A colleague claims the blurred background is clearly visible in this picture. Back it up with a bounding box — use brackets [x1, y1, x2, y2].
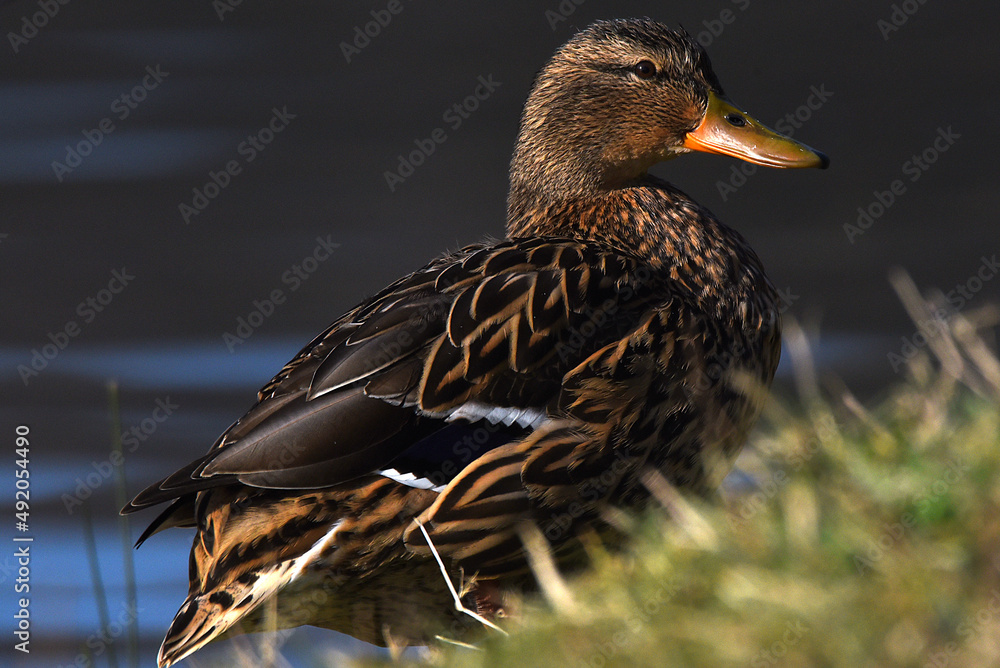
[1, 1, 997, 665]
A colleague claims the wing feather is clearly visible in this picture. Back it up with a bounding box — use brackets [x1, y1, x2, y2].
[125, 238, 662, 520]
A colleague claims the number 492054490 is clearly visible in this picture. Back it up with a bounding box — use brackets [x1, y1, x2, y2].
[15, 425, 29, 529]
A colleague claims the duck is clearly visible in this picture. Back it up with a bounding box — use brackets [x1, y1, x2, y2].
[124, 18, 827, 666]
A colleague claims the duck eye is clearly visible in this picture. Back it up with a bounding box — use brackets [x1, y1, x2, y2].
[725, 113, 747, 127]
[633, 60, 656, 79]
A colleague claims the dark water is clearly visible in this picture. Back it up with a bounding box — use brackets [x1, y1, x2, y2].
[2, 1, 998, 665]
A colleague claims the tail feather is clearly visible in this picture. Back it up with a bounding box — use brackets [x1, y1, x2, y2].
[158, 560, 299, 667]
[153, 479, 437, 664]
[135, 496, 195, 548]
[159, 513, 344, 666]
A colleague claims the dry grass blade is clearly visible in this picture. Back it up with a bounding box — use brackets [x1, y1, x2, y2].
[640, 468, 718, 551]
[432, 635, 483, 651]
[782, 318, 822, 408]
[888, 268, 986, 395]
[949, 305, 1000, 397]
[517, 521, 576, 614]
[414, 520, 508, 636]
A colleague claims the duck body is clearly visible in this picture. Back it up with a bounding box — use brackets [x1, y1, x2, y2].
[126, 19, 824, 666]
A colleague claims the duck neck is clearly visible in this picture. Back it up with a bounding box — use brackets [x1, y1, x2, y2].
[507, 175, 734, 265]
[506, 175, 778, 319]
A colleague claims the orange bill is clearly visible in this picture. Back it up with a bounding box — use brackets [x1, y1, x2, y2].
[684, 91, 829, 169]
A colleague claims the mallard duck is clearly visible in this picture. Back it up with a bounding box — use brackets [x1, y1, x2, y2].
[124, 18, 826, 666]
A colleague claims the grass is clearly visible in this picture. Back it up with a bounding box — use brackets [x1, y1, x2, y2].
[347, 273, 1000, 668]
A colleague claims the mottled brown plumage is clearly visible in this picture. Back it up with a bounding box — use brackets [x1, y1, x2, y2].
[124, 18, 826, 666]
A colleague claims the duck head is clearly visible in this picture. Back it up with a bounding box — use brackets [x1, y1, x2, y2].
[508, 18, 827, 224]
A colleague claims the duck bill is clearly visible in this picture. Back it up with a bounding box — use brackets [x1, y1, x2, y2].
[683, 92, 829, 169]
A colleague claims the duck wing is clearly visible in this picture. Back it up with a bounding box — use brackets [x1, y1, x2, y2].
[124, 237, 661, 516]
